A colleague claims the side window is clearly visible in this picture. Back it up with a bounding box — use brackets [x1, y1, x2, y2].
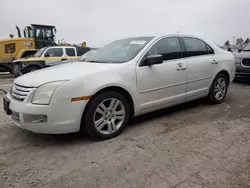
[66, 48, 76, 56]
[44, 48, 63, 57]
[183, 37, 212, 57]
[36, 29, 45, 39]
[148, 37, 182, 61]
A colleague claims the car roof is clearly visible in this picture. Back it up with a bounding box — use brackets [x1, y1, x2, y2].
[122, 34, 207, 41]
[154, 34, 204, 39]
[47, 46, 75, 48]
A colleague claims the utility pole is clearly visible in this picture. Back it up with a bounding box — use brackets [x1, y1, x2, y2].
[233, 36, 236, 46]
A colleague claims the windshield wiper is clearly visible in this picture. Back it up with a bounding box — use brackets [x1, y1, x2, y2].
[86, 60, 107, 63]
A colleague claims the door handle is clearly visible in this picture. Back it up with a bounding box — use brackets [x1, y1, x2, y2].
[212, 60, 218, 64]
[61, 58, 67, 61]
[177, 66, 187, 71]
[176, 63, 186, 71]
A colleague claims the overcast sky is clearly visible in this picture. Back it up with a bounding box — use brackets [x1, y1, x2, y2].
[1, 0, 249, 47]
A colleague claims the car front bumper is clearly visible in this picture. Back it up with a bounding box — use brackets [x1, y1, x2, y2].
[4, 92, 88, 134]
[235, 72, 250, 80]
[235, 64, 250, 81]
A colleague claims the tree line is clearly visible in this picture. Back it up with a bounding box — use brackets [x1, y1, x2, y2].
[224, 38, 249, 46]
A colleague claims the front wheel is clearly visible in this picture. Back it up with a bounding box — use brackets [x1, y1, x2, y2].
[83, 91, 130, 140]
[25, 66, 40, 73]
[208, 73, 229, 104]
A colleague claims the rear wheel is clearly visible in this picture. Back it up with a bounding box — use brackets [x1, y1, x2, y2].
[83, 91, 130, 140]
[208, 73, 229, 104]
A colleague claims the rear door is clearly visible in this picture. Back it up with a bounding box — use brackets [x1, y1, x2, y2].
[182, 37, 216, 98]
[65, 47, 78, 60]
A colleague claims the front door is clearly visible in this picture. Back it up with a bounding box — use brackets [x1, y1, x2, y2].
[182, 37, 215, 98]
[136, 37, 188, 111]
[43, 48, 65, 66]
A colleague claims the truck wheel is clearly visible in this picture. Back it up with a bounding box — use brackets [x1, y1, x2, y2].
[25, 66, 40, 73]
[83, 91, 130, 140]
[208, 73, 229, 104]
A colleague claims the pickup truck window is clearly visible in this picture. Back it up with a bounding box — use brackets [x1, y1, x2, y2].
[34, 48, 46, 57]
[44, 48, 63, 57]
[66, 48, 76, 56]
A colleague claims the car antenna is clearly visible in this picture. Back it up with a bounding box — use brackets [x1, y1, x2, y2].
[177, 25, 183, 34]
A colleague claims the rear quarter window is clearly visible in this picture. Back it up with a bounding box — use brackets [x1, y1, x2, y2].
[66, 48, 76, 56]
[183, 37, 213, 57]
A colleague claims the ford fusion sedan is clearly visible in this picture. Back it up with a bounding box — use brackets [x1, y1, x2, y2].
[3, 34, 235, 140]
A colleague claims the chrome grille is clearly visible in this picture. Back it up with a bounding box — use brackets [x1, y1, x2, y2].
[10, 83, 34, 101]
[241, 59, 250, 67]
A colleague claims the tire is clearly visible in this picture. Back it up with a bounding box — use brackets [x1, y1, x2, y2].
[25, 66, 40, 73]
[208, 73, 229, 104]
[82, 91, 130, 140]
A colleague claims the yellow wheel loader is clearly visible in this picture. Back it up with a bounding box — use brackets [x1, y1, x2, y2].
[0, 24, 57, 73]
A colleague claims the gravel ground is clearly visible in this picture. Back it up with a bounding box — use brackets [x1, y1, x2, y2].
[0, 73, 250, 188]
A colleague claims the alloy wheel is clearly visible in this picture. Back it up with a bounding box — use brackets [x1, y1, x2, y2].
[214, 77, 227, 101]
[94, 98, 125, 135]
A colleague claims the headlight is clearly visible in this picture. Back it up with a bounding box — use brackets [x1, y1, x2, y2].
[32, 81, 67, 105]
[235, 58, 242, 64]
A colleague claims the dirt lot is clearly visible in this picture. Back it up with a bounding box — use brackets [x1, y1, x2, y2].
[0, 73, 249, 188]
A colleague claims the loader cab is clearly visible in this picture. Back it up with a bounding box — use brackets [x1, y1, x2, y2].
[31, 24, 56, 49]
[20, 24, 56, 49]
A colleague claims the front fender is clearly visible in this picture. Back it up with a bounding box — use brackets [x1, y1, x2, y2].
[54, 68, 138, 115]
[22, 61, 46, 72]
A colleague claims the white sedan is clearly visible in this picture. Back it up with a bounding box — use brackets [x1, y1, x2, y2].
[3, 34, 235, 140]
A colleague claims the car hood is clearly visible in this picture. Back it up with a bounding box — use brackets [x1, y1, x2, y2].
[234, 51, 250, 59]
[14, 62, 119, 87]
[49, 59, 78, 66]
[14, 57, 44, 62]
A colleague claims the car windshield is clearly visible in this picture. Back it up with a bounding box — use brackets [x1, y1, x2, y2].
[33, 47, 47, 57]
[85, 37, 154, 63]
[79, 50, 97, 61]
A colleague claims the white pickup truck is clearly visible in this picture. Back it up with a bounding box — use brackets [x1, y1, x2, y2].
[13, 45, 91, 76]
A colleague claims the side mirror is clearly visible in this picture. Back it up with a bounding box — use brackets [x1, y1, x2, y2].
[44, 53, 49, 57]
[142, 54, 163, 66]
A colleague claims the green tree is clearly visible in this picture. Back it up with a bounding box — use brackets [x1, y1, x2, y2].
[244, 38, 250, 44]
[224, 41, 230, 46]
[236, 38, 244, 45]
